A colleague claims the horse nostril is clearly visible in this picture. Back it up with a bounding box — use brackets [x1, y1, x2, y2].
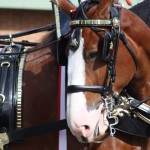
[81, 136, 88, 143]
[84, 125, 90, 130]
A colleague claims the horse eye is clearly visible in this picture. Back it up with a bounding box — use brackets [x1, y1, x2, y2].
[86, 51, 97, 60]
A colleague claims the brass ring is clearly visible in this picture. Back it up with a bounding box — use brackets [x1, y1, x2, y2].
[1, 62, 10, 67]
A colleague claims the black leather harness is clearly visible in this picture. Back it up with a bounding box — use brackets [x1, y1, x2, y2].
[0, 26, 66, 150]
[0, 44, 24, 132]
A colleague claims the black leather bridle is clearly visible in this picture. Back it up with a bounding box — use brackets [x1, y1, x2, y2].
[67, 0, 137, 98]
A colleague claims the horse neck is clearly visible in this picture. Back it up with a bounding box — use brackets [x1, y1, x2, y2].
[121, 8, 150, 101]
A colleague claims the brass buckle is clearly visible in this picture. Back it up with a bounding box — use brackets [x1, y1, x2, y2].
[0, 133, 9, 150]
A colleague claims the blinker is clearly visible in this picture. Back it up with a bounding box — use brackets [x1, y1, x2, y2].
[57, 36, 69, 66]
[101, 31, 112, 61]
[70, 27, 81, 51]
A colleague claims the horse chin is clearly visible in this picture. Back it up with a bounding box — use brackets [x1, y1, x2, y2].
[76, 113, 109, 143]
[92, 120, 109, 143]
[77, 128, 108, 143]
[67, 102, 109, 143]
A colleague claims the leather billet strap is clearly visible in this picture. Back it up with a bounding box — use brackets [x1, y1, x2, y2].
[0, 24, 55, 39]
[0, 119, 67, 150]
[119, 32, 138, 70]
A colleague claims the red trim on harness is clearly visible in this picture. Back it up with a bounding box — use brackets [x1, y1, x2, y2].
[126, 0, 132, 5]
[57, 66, 61, 150]
[70, 8, 77, 13]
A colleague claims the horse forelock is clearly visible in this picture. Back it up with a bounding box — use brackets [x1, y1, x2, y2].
[83, 0, 111, 19]
[36, 30, 57, 52]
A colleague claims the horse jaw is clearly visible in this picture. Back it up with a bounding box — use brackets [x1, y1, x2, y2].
[67, 32, 109, 143]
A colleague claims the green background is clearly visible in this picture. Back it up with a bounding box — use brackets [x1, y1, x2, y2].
[0, 0, 143, 10]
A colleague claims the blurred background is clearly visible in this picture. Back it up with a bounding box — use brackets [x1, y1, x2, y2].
[0, 0, 143, 43]
[0, 0, 54, 42]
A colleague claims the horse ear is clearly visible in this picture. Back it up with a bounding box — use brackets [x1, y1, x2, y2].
[96, 0, 113, 18]
[58, 0, 76, 16]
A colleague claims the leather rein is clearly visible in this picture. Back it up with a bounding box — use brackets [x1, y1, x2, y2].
[0, 24, 59, 55]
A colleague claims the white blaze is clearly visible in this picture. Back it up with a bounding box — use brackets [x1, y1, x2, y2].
[67, 38, 86, 120]
[67, 37, 85, 86]
[67, 36, 87, 131]
[67, 32, 109, 142]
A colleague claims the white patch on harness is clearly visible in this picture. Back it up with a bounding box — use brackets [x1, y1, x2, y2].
[59, 66, 67, 150]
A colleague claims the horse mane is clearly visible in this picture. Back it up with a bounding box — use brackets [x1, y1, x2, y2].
[130, 0, 150, 27]
[35, 30, 57, 53]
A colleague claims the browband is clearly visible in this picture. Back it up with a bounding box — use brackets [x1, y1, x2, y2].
[70, 17, 120, 28]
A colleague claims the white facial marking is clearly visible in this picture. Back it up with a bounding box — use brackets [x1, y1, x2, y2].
[67, 37, 85, 86]
[67, 31, 109, 142]
[67, 35, 87, 130]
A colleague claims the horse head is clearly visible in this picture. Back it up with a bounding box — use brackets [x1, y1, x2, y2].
[59, 0, 150, 143]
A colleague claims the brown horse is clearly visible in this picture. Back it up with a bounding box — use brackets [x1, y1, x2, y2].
[2, 0, 149, 150]
[58, 0, 150, 149]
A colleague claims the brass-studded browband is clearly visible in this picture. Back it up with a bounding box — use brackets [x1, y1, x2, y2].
[70, 17, 120, 29]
